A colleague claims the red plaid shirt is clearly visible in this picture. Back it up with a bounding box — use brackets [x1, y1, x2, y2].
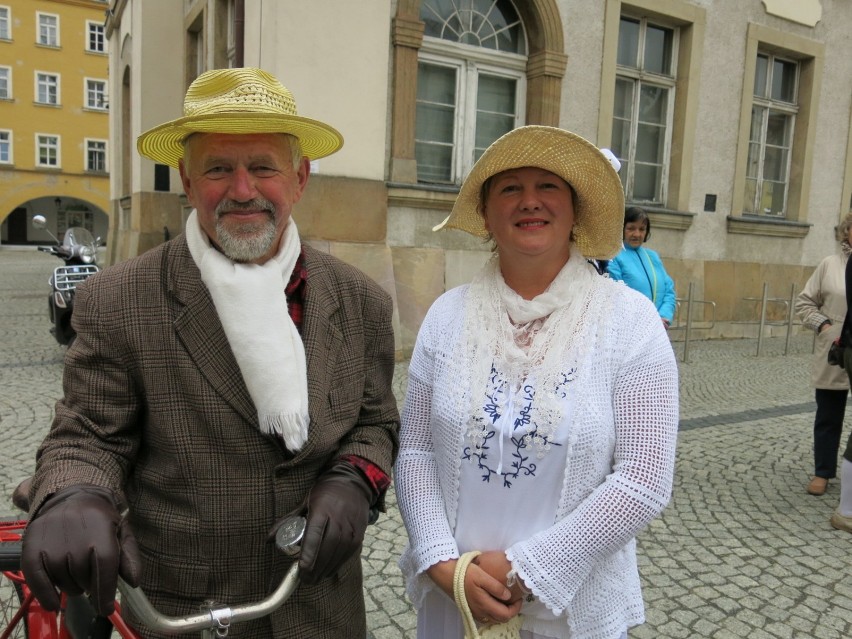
[285, 249, 391, 497]
[285, 249, 308, 329]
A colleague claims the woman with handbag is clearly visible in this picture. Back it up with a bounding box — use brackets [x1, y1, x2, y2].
[794, 212, 852, 496]
[395, 126, 679, 639]
[831, 255, 852, 533]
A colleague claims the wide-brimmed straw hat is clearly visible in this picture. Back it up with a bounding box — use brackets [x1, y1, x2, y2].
[137, 67, 343, 168]
[434, 125, 625, 260]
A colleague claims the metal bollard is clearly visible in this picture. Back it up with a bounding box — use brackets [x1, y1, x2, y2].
[784, 283, 796, 355]
[682, 282, 695, 364]
[756, 282, 769, 357]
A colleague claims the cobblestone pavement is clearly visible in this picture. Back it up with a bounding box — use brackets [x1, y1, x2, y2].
[1, 248, 850, 638]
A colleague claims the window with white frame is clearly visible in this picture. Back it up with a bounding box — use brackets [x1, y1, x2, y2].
[36, 134, 60, 167]
[86, 21, 105, 53]
[0, 6, 10, 40]
[0, 130, 11, 164]
[744, 53, 798, 217]
[415, 0, 527, 185]
[86, 139, 107, 172]
[612, 16, 677, 204]
[85, 78, 107, 110]
[37, 13, 59, 47]
[35, 72, 59, 104]
[0, 66, 10, 99]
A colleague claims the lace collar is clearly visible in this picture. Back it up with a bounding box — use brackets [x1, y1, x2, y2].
[459, 247, 601, 459]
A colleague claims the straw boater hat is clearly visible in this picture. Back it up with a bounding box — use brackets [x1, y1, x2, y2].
[137, 67, 343, 168]
[434, 125, 625, 260]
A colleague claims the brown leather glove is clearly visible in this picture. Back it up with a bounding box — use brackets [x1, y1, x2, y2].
[298, 463, 375, 584]
[21, 485, 141, 616]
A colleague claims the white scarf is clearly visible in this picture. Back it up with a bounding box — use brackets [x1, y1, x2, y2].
[185, 210, 309, 451]
[460, 247, 602, 459]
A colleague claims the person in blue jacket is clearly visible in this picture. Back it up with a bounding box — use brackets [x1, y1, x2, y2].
[607, 207, 676, 328]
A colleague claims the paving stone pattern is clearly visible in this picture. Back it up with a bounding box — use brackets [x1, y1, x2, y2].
[1, 248, 849, 638]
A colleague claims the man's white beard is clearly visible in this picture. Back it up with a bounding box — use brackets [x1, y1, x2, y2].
[214, 198, 277, 263]
[216, 217, 277, 263]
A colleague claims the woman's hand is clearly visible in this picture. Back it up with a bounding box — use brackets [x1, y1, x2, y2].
[426, 557, 522, 624]
[473, 550, 529, 603]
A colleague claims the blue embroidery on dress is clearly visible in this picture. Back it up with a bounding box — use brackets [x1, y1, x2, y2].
[554, 371, 574, 398]
[463, 367, 575, 488]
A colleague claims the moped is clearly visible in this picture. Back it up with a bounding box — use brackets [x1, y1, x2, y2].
[31, 214, 101, 346]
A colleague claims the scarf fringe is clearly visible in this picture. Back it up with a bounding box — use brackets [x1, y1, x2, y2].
[260, 412, 309, 451]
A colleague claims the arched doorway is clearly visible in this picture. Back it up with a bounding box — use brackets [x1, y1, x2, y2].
[1, 196, 109, 246]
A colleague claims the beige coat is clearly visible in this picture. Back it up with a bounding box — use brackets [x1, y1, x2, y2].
[795, 251, 850, 390]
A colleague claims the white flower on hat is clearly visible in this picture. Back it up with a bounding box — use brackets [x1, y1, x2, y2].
[599, 148, 622, 173]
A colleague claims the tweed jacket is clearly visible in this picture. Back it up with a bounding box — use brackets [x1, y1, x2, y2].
[29, 236, 400, 638]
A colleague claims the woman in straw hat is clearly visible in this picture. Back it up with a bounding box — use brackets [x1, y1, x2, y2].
[395, 126, 679, 639]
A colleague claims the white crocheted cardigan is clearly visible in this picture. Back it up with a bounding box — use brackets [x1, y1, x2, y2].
[395, 276, 679, 639]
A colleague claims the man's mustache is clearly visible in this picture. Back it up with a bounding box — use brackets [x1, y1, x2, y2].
[215, 198, 276, 218]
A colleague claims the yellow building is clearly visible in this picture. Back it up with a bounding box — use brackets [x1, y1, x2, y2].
[0, 0, 110, 246]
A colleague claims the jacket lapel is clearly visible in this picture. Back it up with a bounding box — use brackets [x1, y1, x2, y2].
[167, 236, 258, 426]
[165, 239, 342, 441]
[301, 245, 342, 428]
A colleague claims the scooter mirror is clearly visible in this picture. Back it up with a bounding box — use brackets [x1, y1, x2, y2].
[32, 215, 47, 230]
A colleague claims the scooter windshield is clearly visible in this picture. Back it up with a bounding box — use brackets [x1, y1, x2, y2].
[63, 227, 96, 248]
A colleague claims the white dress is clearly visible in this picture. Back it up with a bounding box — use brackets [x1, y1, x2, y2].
[395, 257, 679, 639]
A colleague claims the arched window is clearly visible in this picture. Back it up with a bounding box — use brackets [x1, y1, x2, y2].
[415, 0, 528, 184]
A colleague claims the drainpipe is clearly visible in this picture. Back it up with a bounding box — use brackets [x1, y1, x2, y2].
[235, 0, 245, 67]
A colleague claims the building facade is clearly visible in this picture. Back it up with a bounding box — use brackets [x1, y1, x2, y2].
[0, 0, 110, 246]
[105, 0, 852, 356]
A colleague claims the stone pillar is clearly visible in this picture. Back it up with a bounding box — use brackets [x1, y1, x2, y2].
[389, 14, 425, 183]
[526, 49, 568, 126]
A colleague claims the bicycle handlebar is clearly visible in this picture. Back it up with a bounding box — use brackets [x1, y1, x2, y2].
[116, 562, 299, 634]
[114, 515, 305, 636]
